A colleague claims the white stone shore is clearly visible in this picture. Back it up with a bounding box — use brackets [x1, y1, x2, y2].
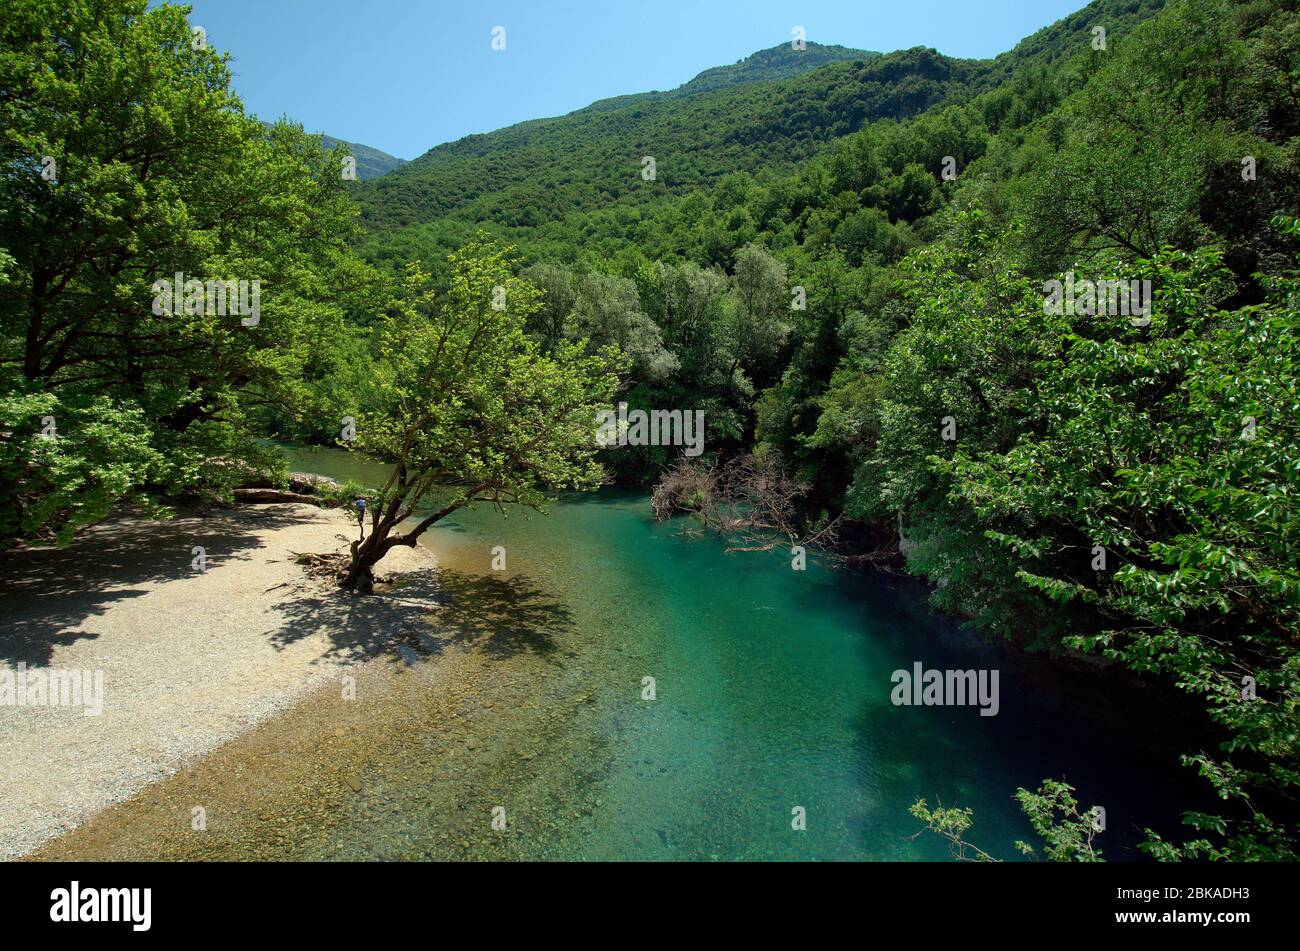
[0, 503, 434, 859]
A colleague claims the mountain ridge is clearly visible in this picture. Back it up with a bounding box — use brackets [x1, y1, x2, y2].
[319, 134, 407, 180]
[359, 45, 977, 233]
[259, 120, 407, 180]
[354, 0, 1170, 261]
[572, 41, 879, 116]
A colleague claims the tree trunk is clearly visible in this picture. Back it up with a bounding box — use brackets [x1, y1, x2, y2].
[341, 532, 390, 594]
[339, 491, 479, 593]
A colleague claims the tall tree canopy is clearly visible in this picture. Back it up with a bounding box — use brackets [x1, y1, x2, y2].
[340, 238, 619, 591]
[0, 0, 373, 542]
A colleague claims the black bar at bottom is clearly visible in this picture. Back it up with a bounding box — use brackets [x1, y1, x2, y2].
[0, 860, 1281, 937]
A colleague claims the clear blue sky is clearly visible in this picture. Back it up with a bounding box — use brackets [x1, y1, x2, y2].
[173, 0, 1089, 160]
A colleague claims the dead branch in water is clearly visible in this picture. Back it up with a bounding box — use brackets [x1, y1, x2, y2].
[652, 454, 847, 558]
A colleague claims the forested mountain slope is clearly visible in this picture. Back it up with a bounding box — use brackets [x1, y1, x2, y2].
[357, 46, 972, 237]
[354, 0, 1168, 268]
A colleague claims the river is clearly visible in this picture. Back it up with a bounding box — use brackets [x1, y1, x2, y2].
[263, 443, 1206, 861]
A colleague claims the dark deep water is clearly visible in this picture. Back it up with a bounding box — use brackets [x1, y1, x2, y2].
[278, 443, 1208, 860]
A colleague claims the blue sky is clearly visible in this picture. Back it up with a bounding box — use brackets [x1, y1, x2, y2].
[174, 0, 1089, 160]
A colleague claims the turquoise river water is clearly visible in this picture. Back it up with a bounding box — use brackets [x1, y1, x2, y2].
[264, 444, 1211, 861]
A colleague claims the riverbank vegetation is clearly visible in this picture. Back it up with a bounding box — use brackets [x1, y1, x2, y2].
[1, 0, 373, 543]
[2, 0, 1296, 859]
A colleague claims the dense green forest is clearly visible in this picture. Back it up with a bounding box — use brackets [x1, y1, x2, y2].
[2, 0, 1297, 859]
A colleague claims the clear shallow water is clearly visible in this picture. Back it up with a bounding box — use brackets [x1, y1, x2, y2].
[279, 444, 1207, 861]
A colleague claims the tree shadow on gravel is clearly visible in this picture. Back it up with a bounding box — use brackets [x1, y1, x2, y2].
[0, 505, 309, 667]
[267, 567, 575, 665]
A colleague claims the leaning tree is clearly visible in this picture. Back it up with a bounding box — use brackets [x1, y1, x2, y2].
[340, 238, 619, 592]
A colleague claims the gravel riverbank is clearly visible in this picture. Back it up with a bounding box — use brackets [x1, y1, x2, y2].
[0, 502, 436, 859]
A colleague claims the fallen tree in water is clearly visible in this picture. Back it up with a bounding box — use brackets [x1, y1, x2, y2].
[233, 487, 320, 505]
[651, 453, 901, 567]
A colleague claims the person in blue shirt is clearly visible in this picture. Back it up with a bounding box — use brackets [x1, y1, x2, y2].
[354, 497, 367, 540]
